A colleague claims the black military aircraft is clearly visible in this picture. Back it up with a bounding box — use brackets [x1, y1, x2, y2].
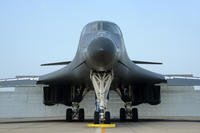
[1, 21, 200, 124]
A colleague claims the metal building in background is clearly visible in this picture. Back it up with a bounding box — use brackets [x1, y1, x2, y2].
[0, 76, 200, 119]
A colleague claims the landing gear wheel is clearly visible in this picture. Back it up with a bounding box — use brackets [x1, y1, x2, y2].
[66, 108, 73, 122]
[132, 108, 138, 122]
[120, 108, 126, 121]
[105, 111, 111, 124]
[94, 111, 100, 124]
[78, 108, 85, 122]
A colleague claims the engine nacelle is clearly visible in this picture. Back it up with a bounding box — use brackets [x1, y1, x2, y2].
[43, 85, 85, 106]
[119, 84, 161, 106]
[132, 84, 161, 106]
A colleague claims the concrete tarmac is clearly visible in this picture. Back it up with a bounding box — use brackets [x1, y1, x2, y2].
[0, 119, 200, 133]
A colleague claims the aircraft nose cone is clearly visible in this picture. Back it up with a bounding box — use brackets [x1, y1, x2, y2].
[86, 37, 117, 71]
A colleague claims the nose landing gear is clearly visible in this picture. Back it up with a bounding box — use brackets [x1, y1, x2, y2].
[90, 70, 114, 124]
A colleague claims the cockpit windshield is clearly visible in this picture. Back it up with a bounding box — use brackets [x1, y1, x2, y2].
[82, 21, 122, 35]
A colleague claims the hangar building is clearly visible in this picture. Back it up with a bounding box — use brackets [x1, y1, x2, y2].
[0, 76, 200, 119]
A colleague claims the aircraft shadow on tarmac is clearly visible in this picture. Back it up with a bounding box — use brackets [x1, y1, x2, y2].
[0, 118, 200, 124]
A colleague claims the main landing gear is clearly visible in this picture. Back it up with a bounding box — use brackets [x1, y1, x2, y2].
[90, 70, 113, 124]
[120, 103, 138, 122]
[66, 102, 85, 122]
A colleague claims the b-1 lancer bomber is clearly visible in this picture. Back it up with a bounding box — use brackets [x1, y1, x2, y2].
[1, 21, 200, 124]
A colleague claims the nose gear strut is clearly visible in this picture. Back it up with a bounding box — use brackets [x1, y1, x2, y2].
[90, 70, 113, 123]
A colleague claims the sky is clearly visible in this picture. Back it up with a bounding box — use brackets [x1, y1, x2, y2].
[0, 0, 199, 79]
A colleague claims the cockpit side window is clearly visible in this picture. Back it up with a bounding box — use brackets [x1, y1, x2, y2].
[82, 23, 102, 34]
[91, 22, 102, 31]
[102, 23, 121, 34]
